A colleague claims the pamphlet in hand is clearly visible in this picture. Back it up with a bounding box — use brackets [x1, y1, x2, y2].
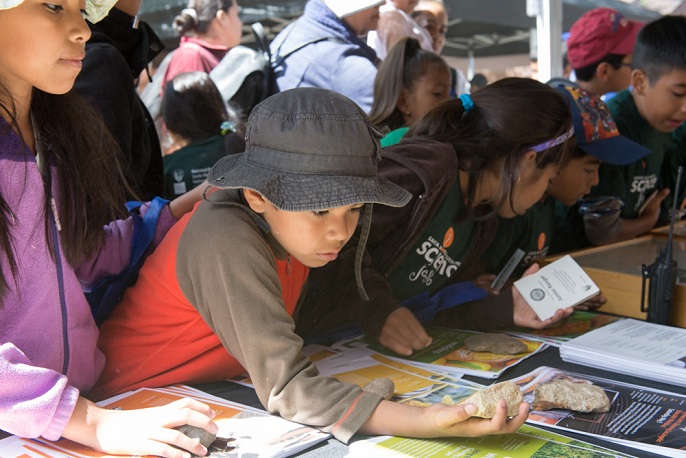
[0, 385, 329, 458]
[509, 366, 686, 458]
[514, 255, 600, 321]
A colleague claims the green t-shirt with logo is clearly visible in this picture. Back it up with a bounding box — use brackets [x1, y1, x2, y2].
[600, 90, 672, 218]
[163, 135, 226, 199]
[482, 198, 555, 278]
[386, 177, 473, 301]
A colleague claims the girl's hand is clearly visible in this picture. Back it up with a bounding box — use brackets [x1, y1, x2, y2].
[380, 307, 433, 356]
[512, 264, 573, 329]
[62, 397, 218, 458]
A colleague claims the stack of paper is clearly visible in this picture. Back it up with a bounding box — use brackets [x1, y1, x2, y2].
[560, 318, 686, 388]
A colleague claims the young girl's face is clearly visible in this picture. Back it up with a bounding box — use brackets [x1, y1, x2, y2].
[253, 198, 364, 268]
[500, 160, 559, 218]
[0, 0, 90, 99]
[400, 62, 451, 126]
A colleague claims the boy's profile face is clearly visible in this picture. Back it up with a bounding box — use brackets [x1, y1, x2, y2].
[548, 154, 601, 206]
[633, 68, 686, 133]
[244, 189, 364, 268]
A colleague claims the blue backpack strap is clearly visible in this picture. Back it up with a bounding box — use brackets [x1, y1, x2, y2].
[400, 281, 488, 325]
[126, 196, 167, 267]
[88, 196, 169, 326]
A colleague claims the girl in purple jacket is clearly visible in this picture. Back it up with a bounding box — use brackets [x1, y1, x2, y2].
[0, 0, 216, 455]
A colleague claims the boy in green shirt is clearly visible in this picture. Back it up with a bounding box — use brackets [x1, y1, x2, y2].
[595, 15, 686, 240]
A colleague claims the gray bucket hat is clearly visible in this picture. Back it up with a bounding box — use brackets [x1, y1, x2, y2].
[207, 87, 411, 211]
[208, 87, 411, 301]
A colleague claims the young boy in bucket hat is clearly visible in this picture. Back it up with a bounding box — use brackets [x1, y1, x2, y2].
[483, 85, 651, 276]
[95, 87, 529, 442]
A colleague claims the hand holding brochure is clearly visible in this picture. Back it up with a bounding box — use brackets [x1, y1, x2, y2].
[514, 255, 600, 321]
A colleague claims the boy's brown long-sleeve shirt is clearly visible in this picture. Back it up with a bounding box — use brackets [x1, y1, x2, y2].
[96, 190, 384, 442]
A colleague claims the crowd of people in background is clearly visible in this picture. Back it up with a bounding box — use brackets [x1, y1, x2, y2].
[2, 0, 686, 455]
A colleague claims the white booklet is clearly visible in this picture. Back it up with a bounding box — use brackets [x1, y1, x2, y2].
[514, 254, 600, 321]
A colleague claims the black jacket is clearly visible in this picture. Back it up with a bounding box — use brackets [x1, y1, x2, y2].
[73, 8, 164, 200]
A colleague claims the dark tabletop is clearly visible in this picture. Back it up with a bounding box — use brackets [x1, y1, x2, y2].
[192, 344, 682, 458]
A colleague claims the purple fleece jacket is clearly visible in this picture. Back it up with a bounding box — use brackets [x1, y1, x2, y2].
[0, 120, 175, 440]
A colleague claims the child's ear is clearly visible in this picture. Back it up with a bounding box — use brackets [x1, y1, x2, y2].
[397, 90, 411, 118]
[522, 149, 538, 167]
[243, 189, 268, 213]
[595, 62, 612, 82]
[631, 69, 648, 95]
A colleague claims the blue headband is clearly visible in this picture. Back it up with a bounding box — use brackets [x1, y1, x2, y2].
[459, 94, 474, 113]
[530, 126, 575, 153]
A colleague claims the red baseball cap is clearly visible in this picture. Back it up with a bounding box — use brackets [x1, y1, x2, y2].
[567, 7, 643, 69]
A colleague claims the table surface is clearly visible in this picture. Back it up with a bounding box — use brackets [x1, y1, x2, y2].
[192, 343, 681, 458]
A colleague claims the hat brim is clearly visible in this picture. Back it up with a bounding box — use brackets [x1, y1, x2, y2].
[208, 153, 411, 211]
[578, 134, 651, 165]
[0, 0, 116, 22]
[0, 0, 22, 10]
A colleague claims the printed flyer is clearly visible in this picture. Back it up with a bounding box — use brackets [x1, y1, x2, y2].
[502, 311, 622, 346]
[347, 424, 633, 457]
[510, 366, 686, 457]
[0, 386, 329, 458]
[363, 326, 546, 379]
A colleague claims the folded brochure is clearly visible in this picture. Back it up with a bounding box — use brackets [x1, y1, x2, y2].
[514, 255, 600, 321]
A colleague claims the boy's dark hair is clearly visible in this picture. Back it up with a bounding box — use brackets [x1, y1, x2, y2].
[574, 53, 627, 82]
[0, 89, 133, 300]
[407, 77, 572, 216]
[163, 71, 229, 144]
[633, 15, 686, 84]
[369, 37, 448, 131]
[470, 73, 488, 90]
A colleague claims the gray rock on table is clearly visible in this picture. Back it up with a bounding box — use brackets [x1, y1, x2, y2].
[532, 379, 611, 413]
[464, 333, 528, 355]
[174, 425, 217, 457]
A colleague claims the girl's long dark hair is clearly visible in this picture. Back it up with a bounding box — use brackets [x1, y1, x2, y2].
[0, 89, 133, 301]
[406, 77, 574, 279]
[407, 77, 573, 218]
